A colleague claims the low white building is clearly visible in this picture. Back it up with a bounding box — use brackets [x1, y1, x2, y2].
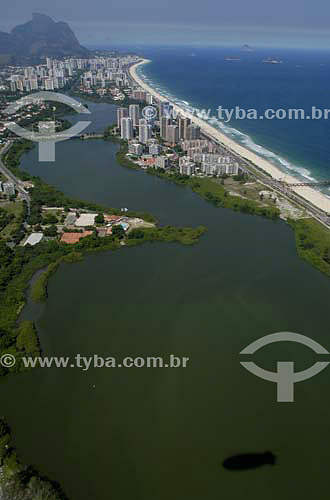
[24, 233, 44, 246]
[3, 182, 15, 196]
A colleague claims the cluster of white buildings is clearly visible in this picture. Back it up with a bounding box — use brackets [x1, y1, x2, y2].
[7, 58, 76, 92]
[5, 54, 140, 94]
[0, 181, 15, 196]
[78, 55, 141, 100]
[189, 152, 243, 176]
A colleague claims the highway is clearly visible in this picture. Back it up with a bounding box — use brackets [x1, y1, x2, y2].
[200, 129, 330, 229]
[0, 142, 31, 212]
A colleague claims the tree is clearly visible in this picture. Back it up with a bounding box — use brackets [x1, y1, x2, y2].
[43, 213, 58, 224]
[95, 213, 104, 224]
[128, 228, 144, 239]
[112, 225, 125, 239]
[44, 225, 58, 237]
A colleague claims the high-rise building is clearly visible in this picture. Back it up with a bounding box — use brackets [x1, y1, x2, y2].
[29, 78, 39, 90]
[159, 101, 172, 119]
[16, 80, 24, 92]
[121, 117, 134, 140]
[129, 104, 140, 127]
[160, 117, 170, 139]
[139, 119, 152, 144]
[185, 124, 200, 140]
[166, 125, 179, 145]
[44, 78, 54, 91]
[117, 107, 128, 129]
[179, 117, 191, 139]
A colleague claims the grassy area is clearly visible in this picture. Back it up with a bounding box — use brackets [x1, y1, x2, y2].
[223, 178, 265, 201]
[0, 201, 24, 239]
[289, 218, 330, 276]
[185, 177, 279, 218]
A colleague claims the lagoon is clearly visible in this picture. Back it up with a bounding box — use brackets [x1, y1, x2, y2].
[1, 102, 330, 499]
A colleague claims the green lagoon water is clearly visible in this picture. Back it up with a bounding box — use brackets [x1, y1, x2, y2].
[1, 104, 330, 499]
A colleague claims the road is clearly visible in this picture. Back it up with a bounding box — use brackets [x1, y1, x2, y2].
[0, 142, 31, 213]
[201, 130, 330, 229]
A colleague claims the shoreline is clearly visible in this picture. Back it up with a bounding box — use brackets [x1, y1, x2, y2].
[129, 59, 330, 214]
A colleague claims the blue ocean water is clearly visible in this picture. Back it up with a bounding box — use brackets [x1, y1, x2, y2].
[132, 45, 330, 190]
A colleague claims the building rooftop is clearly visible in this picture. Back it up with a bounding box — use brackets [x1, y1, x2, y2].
[75, 213, 96, 227]
[65, 213, 77, 225]
[104, 215, 123, 223]
[23, 233, 44, 246]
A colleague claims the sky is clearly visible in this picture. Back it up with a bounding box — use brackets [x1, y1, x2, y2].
[1, 0, 330, 48]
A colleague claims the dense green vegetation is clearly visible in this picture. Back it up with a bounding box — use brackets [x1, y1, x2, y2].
[31, 261, 62, 302]
[95, 213, 105, 224]
[0, 417, 67, 499]
[127, 225, 206, 246]
[15, 320, 40, 355]
[0, 202, 29, 243]
[0, 208, 14, 232]
[289, 218, 330, 276]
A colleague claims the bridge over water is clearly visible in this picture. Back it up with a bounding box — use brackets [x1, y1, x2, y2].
[279, 180, 330, 188]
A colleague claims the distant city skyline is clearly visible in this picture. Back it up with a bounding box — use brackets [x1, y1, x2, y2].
[2, 0, 330, 49]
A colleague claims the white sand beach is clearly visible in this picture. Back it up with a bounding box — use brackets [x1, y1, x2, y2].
[129, 59, 330, 214]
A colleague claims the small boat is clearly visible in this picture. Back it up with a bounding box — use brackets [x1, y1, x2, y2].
[223, 451, 276, 471]
[262, 57, 283, 64]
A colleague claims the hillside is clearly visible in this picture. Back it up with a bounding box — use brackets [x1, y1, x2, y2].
[0, 13, 90, 64]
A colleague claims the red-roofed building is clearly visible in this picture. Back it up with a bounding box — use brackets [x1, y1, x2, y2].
[104, 215, 123, 223]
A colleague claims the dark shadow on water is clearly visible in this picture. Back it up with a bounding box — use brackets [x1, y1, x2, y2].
[223, 452, 276, 471]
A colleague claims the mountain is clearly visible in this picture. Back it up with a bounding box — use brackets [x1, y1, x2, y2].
[241, 44, 253, 52]
[0, 13, 90, 64]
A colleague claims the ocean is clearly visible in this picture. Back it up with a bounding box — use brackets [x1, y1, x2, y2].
[130, 45, 330, 191]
